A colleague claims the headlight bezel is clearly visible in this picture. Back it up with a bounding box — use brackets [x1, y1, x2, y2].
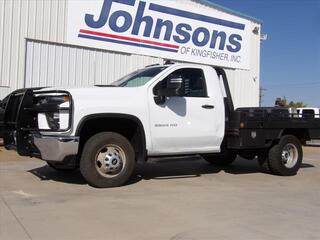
[33, 90, 73, 132]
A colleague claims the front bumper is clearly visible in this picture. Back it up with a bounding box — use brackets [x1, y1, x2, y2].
[33, 135, 79, 162]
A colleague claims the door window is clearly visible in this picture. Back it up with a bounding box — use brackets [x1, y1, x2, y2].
[154, 68, 207, 97]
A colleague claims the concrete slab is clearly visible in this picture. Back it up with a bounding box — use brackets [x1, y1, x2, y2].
[0, 147, 320, 240]
[0, 198, 31, 240]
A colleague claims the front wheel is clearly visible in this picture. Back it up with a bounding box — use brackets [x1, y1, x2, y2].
[80, 132, 136, 188]
[268, 135, 302, 176]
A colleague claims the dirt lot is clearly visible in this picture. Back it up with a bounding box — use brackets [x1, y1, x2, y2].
[0, 147, 319, 240]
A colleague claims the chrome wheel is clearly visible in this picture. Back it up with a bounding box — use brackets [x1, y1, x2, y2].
[281, 143, 298, 168]
[95, 145, 126, 178]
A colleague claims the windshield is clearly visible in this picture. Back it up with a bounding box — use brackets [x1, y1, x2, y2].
[111, 66, 167, 87]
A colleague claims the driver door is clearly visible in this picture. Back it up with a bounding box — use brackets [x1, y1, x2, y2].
[147, 66, 224, 155]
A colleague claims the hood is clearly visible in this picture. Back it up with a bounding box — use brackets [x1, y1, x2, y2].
[36, 86, 145, 100]
[33, 86, 148, 116]
[66, 86, 145, 100]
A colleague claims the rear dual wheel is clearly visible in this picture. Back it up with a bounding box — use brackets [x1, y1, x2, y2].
[259, 135, 302, 176]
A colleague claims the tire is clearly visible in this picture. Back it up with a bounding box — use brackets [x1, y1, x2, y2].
[80, 132, 135, 188]
[267, 135, 302, 176]
[46, 161, 77, 171]
[202, 152, 237, 166]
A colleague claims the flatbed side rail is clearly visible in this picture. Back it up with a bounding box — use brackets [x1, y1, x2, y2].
[236, 108, 320, 128]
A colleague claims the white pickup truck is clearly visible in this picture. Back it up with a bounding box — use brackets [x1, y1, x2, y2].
[1, 63, 320, 187]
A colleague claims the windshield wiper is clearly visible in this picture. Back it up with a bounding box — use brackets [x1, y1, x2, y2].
[94, 85, 117, 87]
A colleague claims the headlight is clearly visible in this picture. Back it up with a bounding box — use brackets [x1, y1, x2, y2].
[36, 95, 70, 105]
[35, 93, 71, 131]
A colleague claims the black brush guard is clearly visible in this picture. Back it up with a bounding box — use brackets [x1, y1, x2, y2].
[2, 88, 72, 157]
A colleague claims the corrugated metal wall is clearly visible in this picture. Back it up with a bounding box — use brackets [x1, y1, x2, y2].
[226, 20, 261, 108]
[25, 40, 161, 88]
[0, 0, 67, 97]
[0, 0, 161, 97]
[0, 0, 261, 108]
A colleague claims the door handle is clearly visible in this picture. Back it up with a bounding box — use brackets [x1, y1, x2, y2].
[202, 104, 215, 109]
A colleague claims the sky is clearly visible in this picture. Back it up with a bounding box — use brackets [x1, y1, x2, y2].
[210, 0, 320, 107]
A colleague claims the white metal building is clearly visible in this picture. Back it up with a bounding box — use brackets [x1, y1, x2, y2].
[0, 0, 262, 108]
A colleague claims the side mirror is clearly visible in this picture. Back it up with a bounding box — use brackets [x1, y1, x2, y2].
[158, 75, 185, 97]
